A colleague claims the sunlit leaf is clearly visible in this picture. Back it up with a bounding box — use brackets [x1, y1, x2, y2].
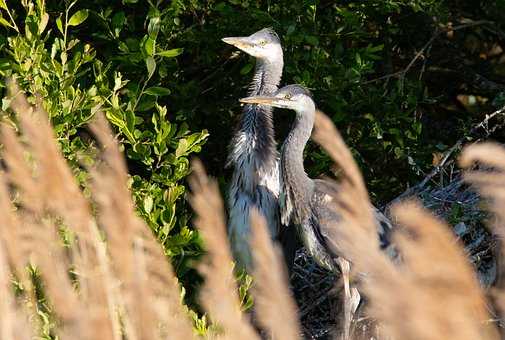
[68, 9, 89, 26]
[145, 56, 156, 79]
[145, 86, 171, 96]
[175, 138, 188, 158]
[38, 12, 49, 34]
[141, 35, 155, 56]
[0, 15, 12, 29]
[144, 196, 154, 214]
[157, 48, 183, 58]
[148, 17, 160, 38]
[112, 11, 126, 37]
[56, 15, 63, 34]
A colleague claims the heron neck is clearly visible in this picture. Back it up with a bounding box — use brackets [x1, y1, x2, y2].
[250, 57, 283, 96]
[281, 107, 315, 209]
[231, 55, 283, 172]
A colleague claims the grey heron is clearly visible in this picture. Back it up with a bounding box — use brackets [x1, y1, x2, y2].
[222, 28, 286, 271]
[240, 84, 394, 339]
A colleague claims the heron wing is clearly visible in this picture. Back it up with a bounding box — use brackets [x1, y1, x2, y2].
[311, 180, 345, 260]
[312, 179, 398, 259]
[279, 174, 295, 226]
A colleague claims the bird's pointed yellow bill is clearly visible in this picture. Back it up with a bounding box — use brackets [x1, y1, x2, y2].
[239, 96, 278, 105]
[221, 37, 251, 50]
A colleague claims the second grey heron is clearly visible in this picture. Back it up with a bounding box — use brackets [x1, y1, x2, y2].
[240, 84, 394, 339]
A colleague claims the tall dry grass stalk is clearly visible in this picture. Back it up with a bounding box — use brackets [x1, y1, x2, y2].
[88, 112, 195, 340]
[460, 142, 505, 318]
[0, 234, 32, 340]
[388, 202, 497, 340]
[249, 209, 300, 340]
[5, 82, 102, 339]
[188, 159, 260, 340]
[0, 81, 194, 340]
[188, 160, 303, 340]
[311, 111, 380, 262]
[312, 110, 499, 340]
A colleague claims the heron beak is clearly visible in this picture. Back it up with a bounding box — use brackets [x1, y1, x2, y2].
[222, 37, 253, 50]
[239, 96, 287, 108]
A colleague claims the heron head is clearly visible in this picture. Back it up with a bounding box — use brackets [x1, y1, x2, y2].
[240, 84, 314, 112]
[222, 28, 282, 61]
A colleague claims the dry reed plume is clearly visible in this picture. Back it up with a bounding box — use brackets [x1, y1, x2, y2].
[188, 160, 300, 339]
[0, 82, 504, 340]
[460, 142, 505, 323]
[188, 159, 260, 340]
[0, 81, 194, 339]
[311, 111, 499, 340]
[249, 209, 301, 340]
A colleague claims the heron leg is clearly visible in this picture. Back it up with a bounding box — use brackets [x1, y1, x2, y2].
[337, 258, 359, 340]
[350, 287, 361, 316]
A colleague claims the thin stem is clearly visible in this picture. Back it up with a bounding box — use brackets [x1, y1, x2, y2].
[363, 20, 493, 85]
[5, 6, 20, 33]
[132, 76, 150, 113]
[390, 105, 505, 204]
[63, 6, 69, 49]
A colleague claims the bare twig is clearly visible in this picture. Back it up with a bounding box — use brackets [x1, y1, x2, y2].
[390, 105, 505, 204]
[363, 20, 493, 85]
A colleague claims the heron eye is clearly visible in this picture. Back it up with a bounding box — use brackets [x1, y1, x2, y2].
[259, 40, 267, 46]
[284, 94, 292, 99]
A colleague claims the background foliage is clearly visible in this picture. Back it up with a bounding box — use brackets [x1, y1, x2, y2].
[2, 0, 505, 330]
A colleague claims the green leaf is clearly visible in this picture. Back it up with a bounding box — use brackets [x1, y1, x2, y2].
[175, 138, 188, 158]
[142, 36, 155, 56]
[2, 98, 11, 111]
[148, 17, 160, 38]
[105, 110, 126, 131]
[56, 15, 64, 34]
[157, 48, 183, 58]
[60, 51, 67, 65]
[144, 196, 153, 214]
[355, 52, 362, 65]
[68, 9, 89, 26]
[240, 62, 254, 75]
[0, 15, 12, 29]
[0, 58, 10, 72]
[145, 56, 156, 79]
[125, 109, 136, 134]
[24, 15, 38, 38]
[112, 11, 126, 37]
[144, 86, 171, 96]
[0, 0, 7, 10]
[39, 13, 49, 34]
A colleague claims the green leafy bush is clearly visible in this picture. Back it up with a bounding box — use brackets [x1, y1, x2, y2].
[0, 0, 208, 307]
